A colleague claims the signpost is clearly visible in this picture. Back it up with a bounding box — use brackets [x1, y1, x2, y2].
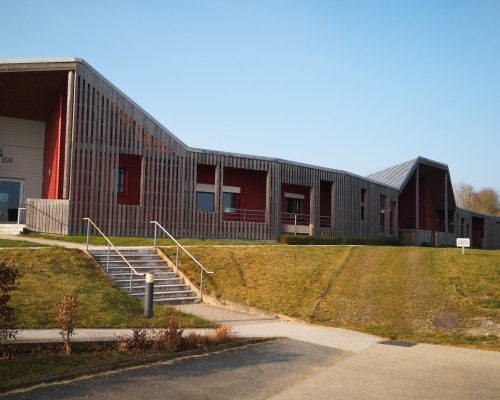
[456, 238, 470, 255]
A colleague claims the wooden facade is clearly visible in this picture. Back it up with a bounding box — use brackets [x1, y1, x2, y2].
[1, 58, 499, 248]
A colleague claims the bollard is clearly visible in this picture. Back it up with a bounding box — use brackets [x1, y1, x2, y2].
[144, 273, 154, 318]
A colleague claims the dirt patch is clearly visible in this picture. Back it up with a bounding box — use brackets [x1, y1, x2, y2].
[466, 317, 500, 337]
[433, 312, 460, 329]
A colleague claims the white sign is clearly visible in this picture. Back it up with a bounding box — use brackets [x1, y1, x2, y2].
[457, 238, 470, 248]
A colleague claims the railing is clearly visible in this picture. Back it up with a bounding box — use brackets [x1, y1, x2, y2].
[83, 218, 143, 293]
[319, 215, 332, 228]
[223, 208, 267, 223]
[281, 212, 311, 235]
[17, 207, 26, 225]
[150, 220, 214, 301]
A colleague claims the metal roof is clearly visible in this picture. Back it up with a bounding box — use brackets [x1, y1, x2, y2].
[367, 156, 450, 191]
[367, 159, 418, 190]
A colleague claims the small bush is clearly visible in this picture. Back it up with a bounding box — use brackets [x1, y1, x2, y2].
[56, 293, 78, 355]
[211, 325, 234, 345]
[117, 328, 149, 352]
[182, 331, 209, 351]
[0, 261, 20, 358]
[279, 236, 343, 245]
[345, 237, 404, 246]
[420, 241, 434, 247]
[152, 312, 184, 353]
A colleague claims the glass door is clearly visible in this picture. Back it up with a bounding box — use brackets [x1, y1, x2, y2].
[0, 179, 23, 223]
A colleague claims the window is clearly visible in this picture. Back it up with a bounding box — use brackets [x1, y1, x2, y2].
[360, 188, 367, 221]
[196, 192, 214, 212]
[389, 201, 396, 234]
[285, 197, 304, 215]
[117, 167, 127, 194]
[223, 192, 239, 213]
[379, 195, 386, 232]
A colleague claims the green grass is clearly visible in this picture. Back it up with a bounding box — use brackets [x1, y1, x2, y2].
[0, 348, 153, 389]
[163, 245, 500, 351]
[25, 232, 269, 247]
[0, 239, 47, 248]
[0, 247, 211, 329]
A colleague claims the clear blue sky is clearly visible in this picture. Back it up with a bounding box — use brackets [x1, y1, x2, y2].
[2, 0, 499, 191]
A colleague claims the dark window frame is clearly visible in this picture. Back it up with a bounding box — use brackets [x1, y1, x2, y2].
[196, 191, 215, 213]
[117, 167, 128, 195]
[223, 192, 240, 213]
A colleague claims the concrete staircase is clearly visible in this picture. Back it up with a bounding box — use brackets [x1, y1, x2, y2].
[89, 248, 199, 304]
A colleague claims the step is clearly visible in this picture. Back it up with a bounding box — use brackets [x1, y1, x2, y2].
[130, 290, 196, 298]
[0, 224, 25, 235]
[88, 248, 199, 304]
[154, 296, 199, 305]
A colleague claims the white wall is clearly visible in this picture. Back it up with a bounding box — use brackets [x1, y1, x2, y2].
[0, 116, 45, 201]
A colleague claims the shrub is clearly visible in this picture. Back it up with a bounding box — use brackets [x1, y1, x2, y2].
[117, 328, 149, 352]
[152, 311, 184, 353]
[211, 325, 234, 345]
[345, 237, 404, 246]
[0, 261, 20, 345]
[279, 236, 343, 245]
[56, 293, 78, 355]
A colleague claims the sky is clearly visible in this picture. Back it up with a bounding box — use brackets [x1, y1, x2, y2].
[2, 0, 499, 191]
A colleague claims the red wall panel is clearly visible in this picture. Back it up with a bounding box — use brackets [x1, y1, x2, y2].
[117, 153, 142, 205]
[223, 167, 267, 211]
[197, 164, 216, 185]
[42, 91, 66, 199]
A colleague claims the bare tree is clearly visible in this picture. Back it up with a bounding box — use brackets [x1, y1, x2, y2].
[455, 182, 476, 210]
[474, 188, 500, 215]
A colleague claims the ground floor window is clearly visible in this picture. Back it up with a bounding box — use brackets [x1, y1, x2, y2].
[380, 195, 386, 232]
[223, 192, 239, 213]
[197, 192, 215, 212]
[285, 197, 304, 215]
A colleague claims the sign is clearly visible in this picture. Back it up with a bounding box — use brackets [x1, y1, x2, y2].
[457, 238, 470, 255]
[456, 238, 470, 248]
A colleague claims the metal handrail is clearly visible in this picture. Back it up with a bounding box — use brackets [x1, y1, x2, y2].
[83, 218, 144, 293]
[17, 207, 26, 225]
[150, 220, 214, 301]
[222, 208, 267, 222]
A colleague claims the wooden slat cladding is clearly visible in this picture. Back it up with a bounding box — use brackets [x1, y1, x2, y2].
[45, 62, 405, 242]
[25, 199, 70, 235]
[70, 63, 187, 237]
[63, 63, 403, 240]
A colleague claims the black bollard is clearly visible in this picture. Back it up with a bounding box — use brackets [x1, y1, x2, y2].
[144, 273, 154, 318]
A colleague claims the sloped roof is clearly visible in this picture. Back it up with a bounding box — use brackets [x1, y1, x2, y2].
[367, 159, 418, 190]
[367, 156, 451, 191]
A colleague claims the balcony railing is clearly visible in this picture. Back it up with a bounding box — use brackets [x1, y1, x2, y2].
[223, 208, 267, 223]
[319, 215, 332, 228]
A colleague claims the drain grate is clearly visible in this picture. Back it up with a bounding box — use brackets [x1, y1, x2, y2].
[378, 339, 417, 347]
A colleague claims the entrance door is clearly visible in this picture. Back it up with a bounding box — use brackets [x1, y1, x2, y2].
[0, 179, 23, 223]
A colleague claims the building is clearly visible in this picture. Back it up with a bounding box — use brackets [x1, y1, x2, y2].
[1, 58, 499, 248]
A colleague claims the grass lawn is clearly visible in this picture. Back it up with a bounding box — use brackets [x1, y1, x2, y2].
[25, 232, 269, 247]
[0, 348, 160, 389]
[0, 247, 211, 329]
[0, 239, 47, 248]
[163, 245, 500, 351]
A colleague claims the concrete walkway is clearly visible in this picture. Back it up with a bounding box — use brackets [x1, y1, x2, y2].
[175, 303, 380, 353]
[0, 234, 153, 250]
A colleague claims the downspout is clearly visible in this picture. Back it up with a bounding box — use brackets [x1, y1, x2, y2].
[63, 70, 75, 199]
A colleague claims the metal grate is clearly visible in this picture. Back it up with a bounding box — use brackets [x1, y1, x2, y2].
[378, 339, 417, 347]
